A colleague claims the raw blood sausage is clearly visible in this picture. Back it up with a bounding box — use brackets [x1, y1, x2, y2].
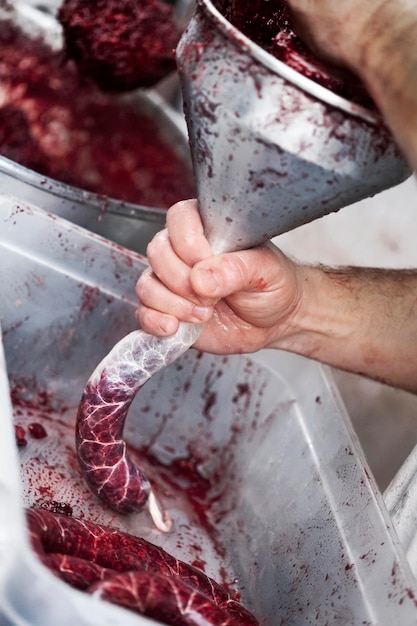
[27, 508, 259, 626]
[76, 326, 201, 531]
[91, 570, 254, 626]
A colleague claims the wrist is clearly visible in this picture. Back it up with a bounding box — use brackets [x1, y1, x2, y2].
[268, 264, 356, 356]
[267, 265, 417, 393]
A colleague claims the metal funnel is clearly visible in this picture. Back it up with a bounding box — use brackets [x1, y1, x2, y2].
[77, 0, 412, 529]
[177, 0, 411, 254]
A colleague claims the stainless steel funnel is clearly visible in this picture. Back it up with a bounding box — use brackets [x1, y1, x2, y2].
[77, 0, 412, 527]
[177, 0, 411, 254]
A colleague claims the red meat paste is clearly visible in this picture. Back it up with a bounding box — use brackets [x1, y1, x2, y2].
[58, 0, 182, 92]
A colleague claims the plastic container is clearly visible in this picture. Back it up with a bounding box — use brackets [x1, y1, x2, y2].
[1, 195, 417, 624]
[385, 445, 417, 580]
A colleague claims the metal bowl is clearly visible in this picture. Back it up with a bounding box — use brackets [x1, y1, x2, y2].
[0, 1, 195, 254]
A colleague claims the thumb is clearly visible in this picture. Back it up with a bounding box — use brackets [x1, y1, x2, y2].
[190, 245, 281, 300]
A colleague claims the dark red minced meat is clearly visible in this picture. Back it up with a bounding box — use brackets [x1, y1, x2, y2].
[58, 0, 183, 92]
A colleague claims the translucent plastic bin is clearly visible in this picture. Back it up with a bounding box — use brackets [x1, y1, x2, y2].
[386, 445, 417, 581]
[1, 196, 417, 625]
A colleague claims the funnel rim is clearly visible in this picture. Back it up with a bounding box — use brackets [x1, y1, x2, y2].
[197, 0, 380, 125]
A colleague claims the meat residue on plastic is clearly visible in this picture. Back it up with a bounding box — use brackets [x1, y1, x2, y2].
[0, 15, 196, 207]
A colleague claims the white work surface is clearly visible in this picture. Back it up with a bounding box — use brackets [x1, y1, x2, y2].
[274, 174, 417, 492]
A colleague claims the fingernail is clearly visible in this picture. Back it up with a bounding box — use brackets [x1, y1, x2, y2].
[192, 305, 211, 321]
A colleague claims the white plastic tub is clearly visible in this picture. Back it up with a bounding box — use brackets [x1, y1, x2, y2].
[385, 446, 417, 580]
[1, 196, 417, 625]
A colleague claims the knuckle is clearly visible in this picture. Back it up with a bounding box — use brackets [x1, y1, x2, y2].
[146, 229, 168, 260]
[135, 305, 147, 328]
[225, 253, 248, 282]
[138, 306, 157, 333]
[136, 269, 153, 303]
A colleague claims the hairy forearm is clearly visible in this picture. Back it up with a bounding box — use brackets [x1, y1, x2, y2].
[288, 0, 417, 170]
[349, 2, 417, 172]
[273, 265, 417, 393]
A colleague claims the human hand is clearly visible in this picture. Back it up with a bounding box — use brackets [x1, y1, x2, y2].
[286, 0, 392, 71]
[135, 199, 305, 355]
[287, 0, 417, 172]
[136, 200, 417, 392]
